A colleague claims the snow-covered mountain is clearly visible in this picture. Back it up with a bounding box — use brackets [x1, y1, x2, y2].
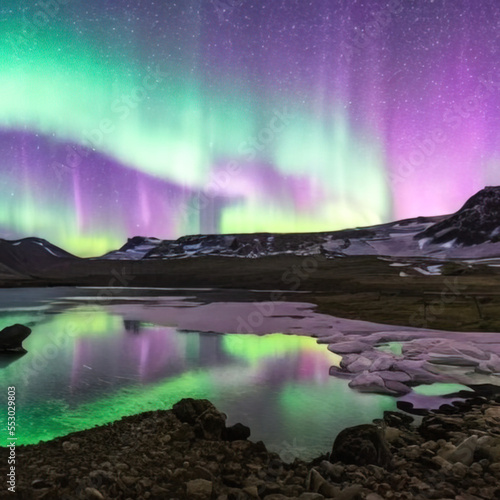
[4, 187, 500, 272]
[98, 216, 444, 260]
[97, 186, 500, 261]
[98, 236, 162, 260]
[415, 186, 500, 248]
[0, 237, 78, 276]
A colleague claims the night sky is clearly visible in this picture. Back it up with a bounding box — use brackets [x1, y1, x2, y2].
[1, 1, 499, 256]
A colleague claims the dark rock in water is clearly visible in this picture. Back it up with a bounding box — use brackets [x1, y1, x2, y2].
[396, 401, 429, 416]
[224, 422, 251, 441]
[330, 424, 392, 468]
[415, 186, 500, 246]
[438, 403, 459, 415]
[0, 324, 31, 353]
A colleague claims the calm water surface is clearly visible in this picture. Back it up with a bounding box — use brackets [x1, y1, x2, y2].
[0, 287, 398, 460]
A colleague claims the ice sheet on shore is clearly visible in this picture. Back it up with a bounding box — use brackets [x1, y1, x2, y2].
[54, 293, 500, 398]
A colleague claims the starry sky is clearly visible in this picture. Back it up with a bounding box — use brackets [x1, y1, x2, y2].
[0, 0, 499, 256]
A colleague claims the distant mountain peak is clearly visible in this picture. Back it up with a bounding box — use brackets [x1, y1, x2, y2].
[415, 186, 500, 247]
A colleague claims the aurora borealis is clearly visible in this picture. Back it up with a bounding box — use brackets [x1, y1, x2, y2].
[1, 1, 500, 256]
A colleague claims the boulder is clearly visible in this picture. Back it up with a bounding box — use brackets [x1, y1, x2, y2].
[306, 468, 339, 497]
[0, 324, 31, 353]
[484, 406, 500, 423]
[440, 435, 478, 466]
[349, 372, 411, 395]
[419, 414, 465, 440]
[328, 342, 371, 354]
[369, 355, 396, 372]
[341, 355, 372, 372]
[476, 435, 500, 463]
[375, 370, 411, 382]
[171, 398, 250, 441]
[330, 424, 392, 468]
[336, 485, 372, 500]
[172, 398, 218, 425]
[196, 408, 227, 440]
[224, 422, 251, 441]
[383, 411, 414, 428]
[185, 478, 213, 499]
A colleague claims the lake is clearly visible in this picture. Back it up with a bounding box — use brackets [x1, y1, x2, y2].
[0, 287, 406, 461]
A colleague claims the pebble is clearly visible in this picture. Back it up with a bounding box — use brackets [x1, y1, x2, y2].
[61, 441, 79, 452]
[83, 488, 105, 500]
[186, 478, 213, 499]
[10, 398, 500, 500]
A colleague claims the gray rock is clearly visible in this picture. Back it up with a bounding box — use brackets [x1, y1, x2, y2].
[369, 355, 396, 372]
[476, 435, 500, 463]
[298, 493, 325, 500]
[242, 485, 260, 498]
[151, 484, 170, 496]
[328, 341, 371, 354]
[335, 485, 369, 500]
[445, 435, 478, 466]
[186, 478, 213, 499]
[450, 461, 469, 478]
[83, 488, 105, 500]
[384, 380, 412, 395]
[343, 356, 373, 372]
[319, 460, 344, 480]
[193, 465, 213, 481]
[330, 424, 392, 468]
[349, 372, 410, 395]
[262, 495, 295, 500]
[484, 406, 500, 423]
[384, 427, 401, 443]
[365, 494, 385, 500]
[432, 455, 453, 469]
[392, 359, 441, 384]
[477, 353, 500, 373]
[375, 370, 411, 382]
[306, 469, 325, 493]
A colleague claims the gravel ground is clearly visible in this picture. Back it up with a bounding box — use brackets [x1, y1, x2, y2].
[2, 395, 500, 500]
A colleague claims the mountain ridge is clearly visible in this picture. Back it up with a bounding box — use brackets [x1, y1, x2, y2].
[1, 187, 500, 279]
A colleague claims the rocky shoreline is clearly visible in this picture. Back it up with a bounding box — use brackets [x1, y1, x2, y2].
[4, 396, 500, 500]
